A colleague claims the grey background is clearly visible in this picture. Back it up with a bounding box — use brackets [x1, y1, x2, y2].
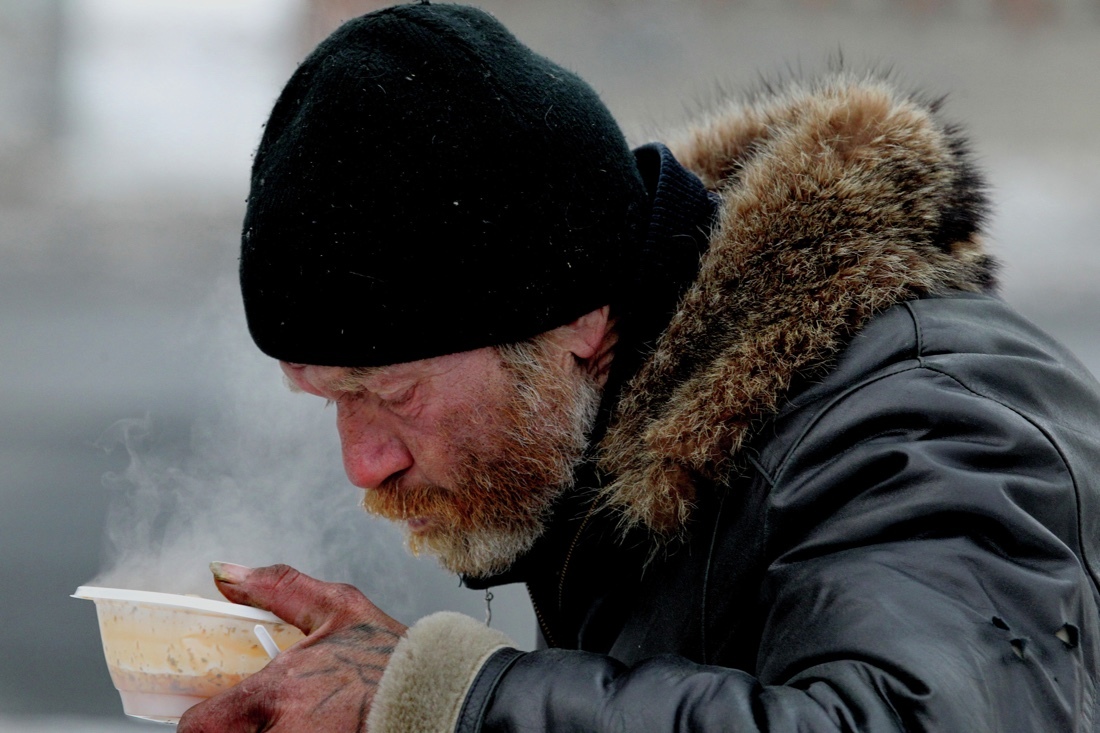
[2, 0, 1098, 729]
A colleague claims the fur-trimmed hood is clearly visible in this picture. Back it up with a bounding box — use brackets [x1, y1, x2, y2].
[598, 74, 997, 537]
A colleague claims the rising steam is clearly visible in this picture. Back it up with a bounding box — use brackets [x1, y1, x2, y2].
[87, 278, 414, 614]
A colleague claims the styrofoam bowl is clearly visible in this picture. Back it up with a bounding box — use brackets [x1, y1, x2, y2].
[74, 586, 304, 724]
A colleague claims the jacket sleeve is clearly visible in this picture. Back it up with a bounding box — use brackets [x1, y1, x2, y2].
[459, 366, 1098, 731]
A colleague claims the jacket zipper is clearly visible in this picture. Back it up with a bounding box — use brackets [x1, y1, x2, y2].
[526, 583, 556, 648]
[528, 499, 598, 649]
[557, 501, 598, 611]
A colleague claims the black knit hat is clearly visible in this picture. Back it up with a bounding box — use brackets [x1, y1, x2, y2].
[240, 2, 648, 367]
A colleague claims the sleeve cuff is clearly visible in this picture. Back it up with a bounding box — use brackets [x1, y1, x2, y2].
[367, 611, 518, 733]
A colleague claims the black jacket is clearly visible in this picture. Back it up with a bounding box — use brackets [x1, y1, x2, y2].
[468, 77, 1095, 726]
[474, 292, 1100, 731]
[366, 75, 1100, 733]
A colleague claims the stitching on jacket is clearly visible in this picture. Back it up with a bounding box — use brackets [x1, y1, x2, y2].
[745, 453, 777, 488]
[917, 363, 1092, 594]
[760, 363, 922, 565]
[768, 303, 926, 483]
[903, 301, 925, 364]
[772, 364, 924, 483]
[700, 491, 728, 665]
[772, 360, 1088, 596]
[456, 647, 525, 732]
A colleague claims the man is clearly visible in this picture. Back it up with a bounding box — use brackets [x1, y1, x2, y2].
[179, 2, 1100, 731]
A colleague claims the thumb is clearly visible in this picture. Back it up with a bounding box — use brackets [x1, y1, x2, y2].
[209, 562, 369, 635]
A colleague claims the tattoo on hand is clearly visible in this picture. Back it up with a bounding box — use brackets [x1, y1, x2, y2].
[293, 622, 403, 718]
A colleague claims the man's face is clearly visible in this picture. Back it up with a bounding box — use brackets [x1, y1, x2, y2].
[281, 337, 601, 578]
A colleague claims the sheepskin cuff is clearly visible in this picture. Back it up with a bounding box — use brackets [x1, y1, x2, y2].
[367, 611, 520, 733]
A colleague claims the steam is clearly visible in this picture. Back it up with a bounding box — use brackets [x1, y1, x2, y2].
[88, 278, 414, 614]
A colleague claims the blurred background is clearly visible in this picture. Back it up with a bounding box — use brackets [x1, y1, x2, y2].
[2, 0, 1097, 729]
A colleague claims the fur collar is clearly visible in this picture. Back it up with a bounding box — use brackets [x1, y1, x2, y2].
[597, 74, 997, 538]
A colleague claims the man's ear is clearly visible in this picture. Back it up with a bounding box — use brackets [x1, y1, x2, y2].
[546, 305, 615, 363]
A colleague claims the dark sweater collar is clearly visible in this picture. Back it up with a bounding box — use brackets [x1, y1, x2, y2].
[607, 142, 719, 408]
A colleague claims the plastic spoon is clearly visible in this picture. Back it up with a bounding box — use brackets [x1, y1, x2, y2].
[253, 624, 281, 660]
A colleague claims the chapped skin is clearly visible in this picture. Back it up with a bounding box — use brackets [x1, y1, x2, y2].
[598, 74, 996, 537]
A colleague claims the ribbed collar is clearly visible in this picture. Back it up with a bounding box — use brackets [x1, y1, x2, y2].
[608, 142, 719, 405]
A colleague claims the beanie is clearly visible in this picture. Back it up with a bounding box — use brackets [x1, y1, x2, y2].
[240, 2, 648, 367]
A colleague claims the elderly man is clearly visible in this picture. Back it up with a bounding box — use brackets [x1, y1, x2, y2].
[178, 3, 1100, 731]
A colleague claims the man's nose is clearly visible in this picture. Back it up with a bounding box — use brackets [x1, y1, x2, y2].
[337, 409, 413, 490]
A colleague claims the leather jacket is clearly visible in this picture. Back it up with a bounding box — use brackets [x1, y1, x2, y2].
[367, 75, 1100, 733]
[470, 291, 1100, 732]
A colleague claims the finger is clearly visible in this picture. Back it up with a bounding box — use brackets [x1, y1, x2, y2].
[210, 562, 370, 634]
[177, 681, 271, 733]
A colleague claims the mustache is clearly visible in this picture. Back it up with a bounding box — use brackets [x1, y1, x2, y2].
[362, 467, 546, 531]
[362, 481, 456, 520]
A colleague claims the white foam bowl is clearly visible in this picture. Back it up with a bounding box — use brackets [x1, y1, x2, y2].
[74, 586, 304, 724]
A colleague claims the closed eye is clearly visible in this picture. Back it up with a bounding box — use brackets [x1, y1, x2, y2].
[381, 385, 417, 411]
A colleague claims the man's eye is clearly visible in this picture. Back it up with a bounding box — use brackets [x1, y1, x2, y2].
[383, 388, 415, 407]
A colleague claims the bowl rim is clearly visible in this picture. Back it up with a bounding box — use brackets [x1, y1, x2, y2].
[72, 585, 285, 624]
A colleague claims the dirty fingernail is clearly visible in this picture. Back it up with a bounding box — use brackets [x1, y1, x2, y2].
[210, 562, 253, 584]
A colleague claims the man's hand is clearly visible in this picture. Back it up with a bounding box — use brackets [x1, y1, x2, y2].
[177, 563, 408, 732]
